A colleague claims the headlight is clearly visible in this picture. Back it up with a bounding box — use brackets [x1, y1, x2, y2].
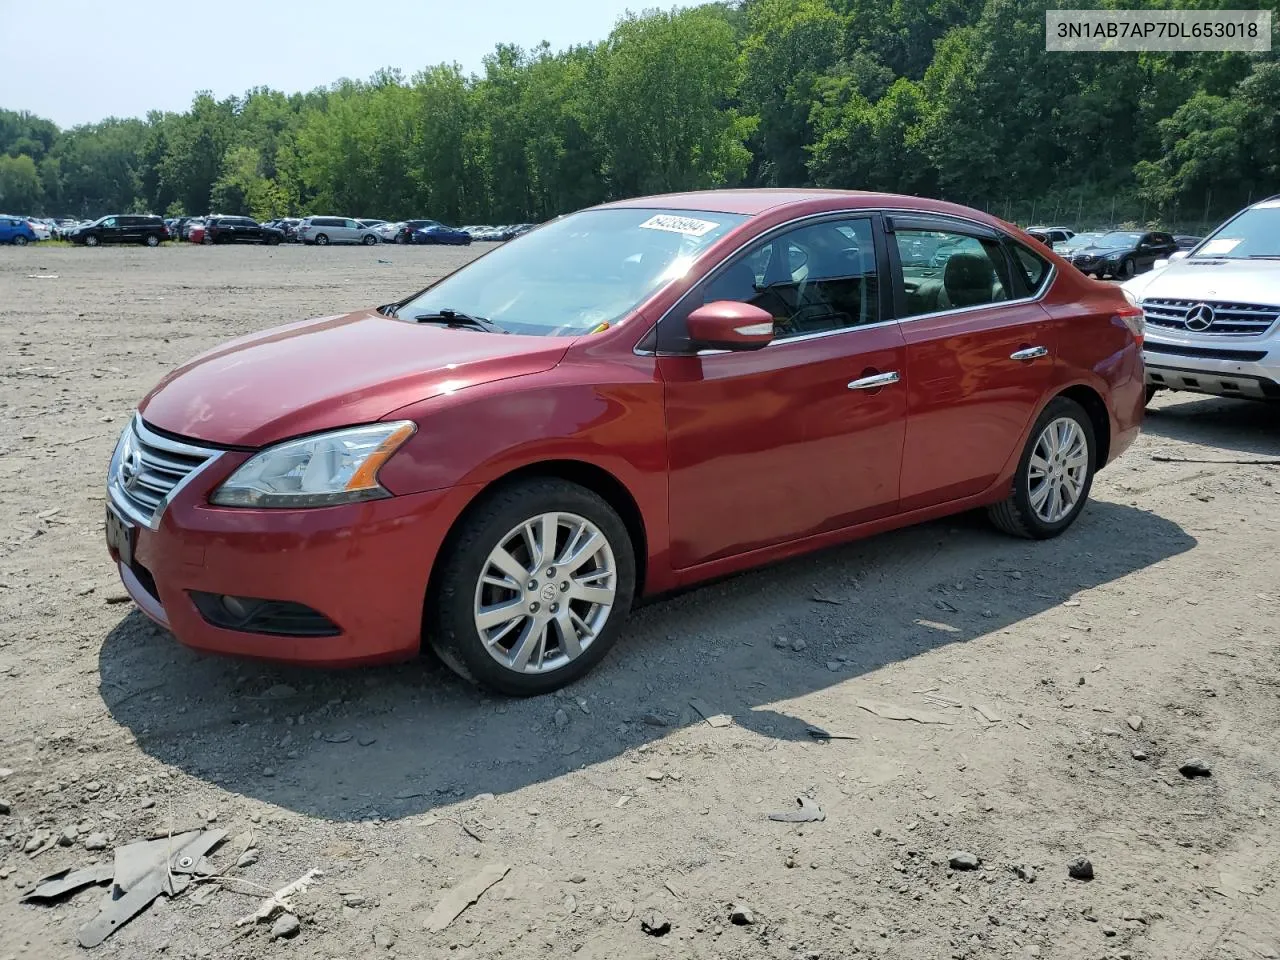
[1122, 287, 1141, 306]
[211, 421, 416, 508]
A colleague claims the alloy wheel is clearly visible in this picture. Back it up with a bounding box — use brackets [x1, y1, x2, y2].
[1027, 417, 1089, 523]
[472, 511, 616, 675]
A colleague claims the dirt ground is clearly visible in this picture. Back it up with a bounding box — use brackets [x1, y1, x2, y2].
[1, 243, 1278, 960]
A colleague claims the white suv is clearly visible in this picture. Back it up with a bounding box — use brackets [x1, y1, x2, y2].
[1123, 196, 1280, 403]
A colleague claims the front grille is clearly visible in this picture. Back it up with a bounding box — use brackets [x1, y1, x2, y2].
[1142, 298, 1280, 337]
[108, 415, 221, 529]
[1144, 342, 1269, 363]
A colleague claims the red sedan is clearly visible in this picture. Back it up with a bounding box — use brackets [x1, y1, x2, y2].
[106, 190, 1145, 695]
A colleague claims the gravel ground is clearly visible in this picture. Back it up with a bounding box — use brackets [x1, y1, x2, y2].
[1, 244, 1279, 960]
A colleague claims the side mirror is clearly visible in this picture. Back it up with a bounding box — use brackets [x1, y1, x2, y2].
[687, 301, 775, 351]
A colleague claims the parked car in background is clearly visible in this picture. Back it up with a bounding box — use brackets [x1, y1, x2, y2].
[1067, 230, 1177, 279]
[204, 216, 285, 245]
[358, 219, 387, 231]
[374, 221, 401, 242]
[68, 214, 169, 247]
[410, 222, 473, 245]
[262, 218, 302, 241]
[1173, 235, 1202, 250]
[297, 216, 380, 245]
[105, 189, 1143, 695]
[1056, 231, 1102, 256]
[25, 218, 52, 241]
[53, 218, 82, 239]
[1123, 195, 1280, 404]
[392, 219, 443, 244]
[1026, 225, 1074, 248]
[0, 215, 38, 245]
[186, 221, 207, 244]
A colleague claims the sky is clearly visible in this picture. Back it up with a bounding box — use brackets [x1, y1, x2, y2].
[0, 0, 669, 128]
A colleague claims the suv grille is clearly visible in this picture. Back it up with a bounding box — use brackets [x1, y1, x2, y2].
[1142, 298, 1279, 337]
[108, 416, 221, 529]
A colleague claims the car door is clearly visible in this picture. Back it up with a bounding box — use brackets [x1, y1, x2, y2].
[244, 219, 263, 242]
[658, 213, 907, 570]
[889, 217, 1055, 512]
[98, 216, 120, 243]
[340, 218, 360, 243]
[0, 218, 14, 243]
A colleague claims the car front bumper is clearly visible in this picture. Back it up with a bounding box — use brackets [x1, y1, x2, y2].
[107, 460, 480, 667]
[1144, 335, 1280, 400]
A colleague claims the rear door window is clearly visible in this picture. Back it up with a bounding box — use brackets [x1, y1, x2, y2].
[1010, 244, 1052, 296]
[893, 228, 1011, 318]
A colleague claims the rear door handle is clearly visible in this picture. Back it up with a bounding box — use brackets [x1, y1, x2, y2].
[1010, 346, 1049, 361]
[847, 371, 900, 390]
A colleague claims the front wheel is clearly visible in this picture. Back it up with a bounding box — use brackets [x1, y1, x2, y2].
[988, 396, 1096, 539]
[1118, 258, 1135, 279]
[13, 235, 27, 246]
[314, 233, 329, 246]
[85, 235, 100, 247]
[428, 479, 636, 696]
[1145, 384, 1159, 406]
[362, 234, 377, 245]
[144, 234, 160, 247]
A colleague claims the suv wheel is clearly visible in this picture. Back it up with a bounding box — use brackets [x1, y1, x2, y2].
[144, 234, 160, 247]
[428, 478, 636, 696]
[362, 234, 377, 246]
[314, 234, 330, 246]
[1118, 258, 1135, 279]
[85, 235, 99, 247]
[988, 396, 1096, 540]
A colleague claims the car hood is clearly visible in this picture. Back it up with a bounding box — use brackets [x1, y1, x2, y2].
[139, 310, 570, 447]
[1071, 245, 1131, 258]
[1122, 257, 1280, 304]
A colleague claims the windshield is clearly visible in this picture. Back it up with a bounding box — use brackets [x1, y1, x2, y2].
[1097, 232, 1141, 247]
[401, 207, 748, 335]
[1060, 232, 1100, 250]
[1192, 205, 1280, 258]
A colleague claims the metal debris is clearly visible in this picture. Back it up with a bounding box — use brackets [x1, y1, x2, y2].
[767, 796, 826, 823]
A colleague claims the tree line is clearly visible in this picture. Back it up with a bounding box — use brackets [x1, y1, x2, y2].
[1, 0, 1276, 232]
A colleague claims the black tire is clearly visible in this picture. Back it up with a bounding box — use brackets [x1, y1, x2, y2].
[1145, 384, 1159, 406]
[427, 478, 636, 696]
[987, 396, 1097, 540]
[13, 235, 27, 246]
[362, 233, 377, 246]
[315, 233, 329, 246]
[395, 234, 407, 244]
[267, 235, 280, 245]
[144, 234, 159, 247]
[85, 235, 99, 247]
[201, 234, 212, 245]
[1118, 258, 1135, 279]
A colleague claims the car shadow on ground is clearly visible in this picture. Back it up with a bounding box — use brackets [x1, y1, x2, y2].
[99, 500, 1194, 822]
[1144, 394, 1280, 457]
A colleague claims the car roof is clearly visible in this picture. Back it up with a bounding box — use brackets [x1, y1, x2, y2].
[593, 188, 1010, 228]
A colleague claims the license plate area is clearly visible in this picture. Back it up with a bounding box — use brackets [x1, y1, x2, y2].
[105, 504, 136, 569]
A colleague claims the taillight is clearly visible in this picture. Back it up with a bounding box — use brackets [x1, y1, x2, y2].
[1116, 304, 1144, 346]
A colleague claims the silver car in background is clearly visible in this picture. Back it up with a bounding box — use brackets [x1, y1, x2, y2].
[296, 216, 380, 246]
[1123, 195, 1280, 403]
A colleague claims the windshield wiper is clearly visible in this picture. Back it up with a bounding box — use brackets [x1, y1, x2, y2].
[378, 302, 400, 318]
[1247, 254, 1280, 260]
[413, 309, 507, 333]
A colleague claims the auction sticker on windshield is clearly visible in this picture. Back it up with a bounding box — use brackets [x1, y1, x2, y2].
[639, 214, 721, 237]
[1199, 238, 1241, 256]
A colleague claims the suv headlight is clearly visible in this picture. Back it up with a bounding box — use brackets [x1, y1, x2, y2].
[211, 422, 416, 508]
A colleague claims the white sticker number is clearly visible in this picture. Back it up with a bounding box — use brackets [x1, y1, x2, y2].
[1199, 238, 1241, 255]
[639, 214, 721, 238]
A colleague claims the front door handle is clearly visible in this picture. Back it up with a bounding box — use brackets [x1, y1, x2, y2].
[847, 371, 900, 390]
[1010, 346, 1049, 361]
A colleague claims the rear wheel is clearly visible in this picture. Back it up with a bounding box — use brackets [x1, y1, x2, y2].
[85, 235, 99, 247]
[13, 235, 27, 246]
[362, 234, 377, 246]
[201, 234, 212, 245]
[988, 396, 1096, 540]
[428, 478, 636, 696]
[144, 234, 159, 247]
[315, 233, 329, 246]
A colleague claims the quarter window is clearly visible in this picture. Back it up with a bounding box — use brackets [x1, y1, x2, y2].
[894, 229, 1010, 317]
[699, 217, 879, 340]
[1011, 244, 1052, 296]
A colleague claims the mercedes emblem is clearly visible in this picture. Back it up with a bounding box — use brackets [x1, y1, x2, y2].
[1184, 303, 1215, 332]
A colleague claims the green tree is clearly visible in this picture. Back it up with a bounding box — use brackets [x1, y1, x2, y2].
[0, 153, 43, 212]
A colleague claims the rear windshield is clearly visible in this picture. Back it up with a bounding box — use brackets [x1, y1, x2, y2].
[401, 207, 748, 336]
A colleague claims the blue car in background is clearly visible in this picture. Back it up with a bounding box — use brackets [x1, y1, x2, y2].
[411, 222, 473, 246]
[0, 216, 38, 245]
